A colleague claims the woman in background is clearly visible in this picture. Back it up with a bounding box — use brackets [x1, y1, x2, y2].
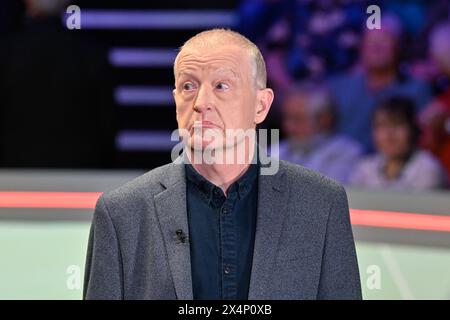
[350, 96, 447, 190]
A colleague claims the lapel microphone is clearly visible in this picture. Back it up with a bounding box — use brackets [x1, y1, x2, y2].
[175, 229, 189, 244]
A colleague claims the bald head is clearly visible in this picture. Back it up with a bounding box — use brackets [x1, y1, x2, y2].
[174, 28, 267, 89]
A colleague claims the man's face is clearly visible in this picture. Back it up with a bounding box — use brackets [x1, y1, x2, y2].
[173, 45, 262, 151]
[362, 30, 397, 71]
[282, 95, 317, 142]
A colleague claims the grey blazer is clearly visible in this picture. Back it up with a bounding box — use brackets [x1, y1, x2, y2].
[83, 159, 362, 300]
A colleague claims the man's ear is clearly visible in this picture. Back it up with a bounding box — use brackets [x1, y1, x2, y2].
[254, 88, 274, 124]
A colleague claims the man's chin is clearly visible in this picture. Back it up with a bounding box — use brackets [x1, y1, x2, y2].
[186, 137, 224, 152]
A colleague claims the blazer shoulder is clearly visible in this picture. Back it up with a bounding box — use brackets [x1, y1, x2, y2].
[279, 160, 346, 199]
[99, 162, 181, 208]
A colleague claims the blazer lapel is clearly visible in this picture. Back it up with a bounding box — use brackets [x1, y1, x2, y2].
[153, 156, 289, 300]
[154, 162, 193, 300]
[248, 160, 289, 299]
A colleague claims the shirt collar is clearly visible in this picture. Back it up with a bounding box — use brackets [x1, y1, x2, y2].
[185, 162, 259, 204]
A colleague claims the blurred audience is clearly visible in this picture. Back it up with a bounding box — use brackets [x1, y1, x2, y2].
[275, 82, 362, 184]
[350, 96, 447, 190]
[328, 15, 431, 153]
[411, 0, 450, 73]
[419, 22, 450, 183]
[239, 1, 450, 189]
[238, 0, 367, 93]
[0, 0, 448, 192]
[0, 0, 117, 168]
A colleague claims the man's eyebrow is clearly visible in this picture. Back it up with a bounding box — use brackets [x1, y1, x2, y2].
[213, 67, 240, 78]
[176, 70, 198, 80]
[176, 67, 240, 79]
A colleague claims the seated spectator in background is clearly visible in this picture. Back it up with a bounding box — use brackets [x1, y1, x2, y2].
[275, 82, 362, 184]
[328, 15, 431, 153]
[350, 96, 446, 190]
[419, 22, 450, 183]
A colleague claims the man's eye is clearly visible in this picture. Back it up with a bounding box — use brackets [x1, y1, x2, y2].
[183, 83, 194, 91]
[216, 82, 229, 90]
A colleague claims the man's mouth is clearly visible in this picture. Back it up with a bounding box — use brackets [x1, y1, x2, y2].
[191, 120, 221, 130]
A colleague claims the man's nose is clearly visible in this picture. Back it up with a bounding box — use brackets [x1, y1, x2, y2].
[193, 85, 213, 113]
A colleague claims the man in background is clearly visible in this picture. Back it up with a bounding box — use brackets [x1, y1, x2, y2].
[277, 82, 362, 184]
[328, 15, 431, 153]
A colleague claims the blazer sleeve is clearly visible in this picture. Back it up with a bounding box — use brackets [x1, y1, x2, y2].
[83, 195, 123, 299]
[317, 185, 362, 299]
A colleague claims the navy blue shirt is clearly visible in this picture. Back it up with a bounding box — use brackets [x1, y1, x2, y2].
[185, 163, 258, 300]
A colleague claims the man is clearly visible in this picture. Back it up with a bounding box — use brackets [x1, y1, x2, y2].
[83, 29, 361, 300]
[328, 15, 431, 153]
[276, 82, 362, 184]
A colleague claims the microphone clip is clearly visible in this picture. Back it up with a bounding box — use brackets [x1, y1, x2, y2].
[175, 229, 189, 244]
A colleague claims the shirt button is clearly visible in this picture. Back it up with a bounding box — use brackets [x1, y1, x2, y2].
[222, 207, 229, 214]
[224, 266, 231, 275]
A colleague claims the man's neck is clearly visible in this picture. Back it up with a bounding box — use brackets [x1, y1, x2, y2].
[187, 144, 256, 196]
[366, 67, 397, 92]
